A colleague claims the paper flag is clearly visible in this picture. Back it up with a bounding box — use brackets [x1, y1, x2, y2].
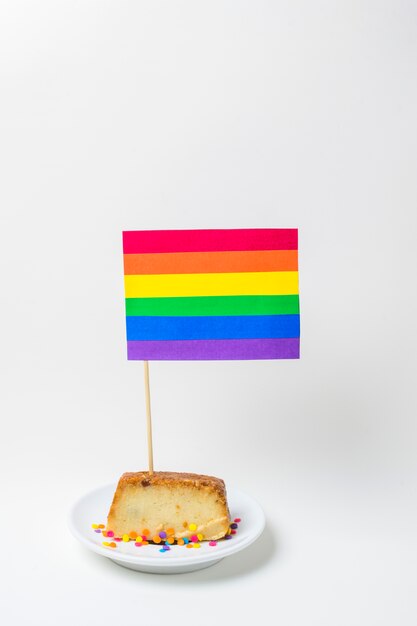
[122, 229, 300, 360]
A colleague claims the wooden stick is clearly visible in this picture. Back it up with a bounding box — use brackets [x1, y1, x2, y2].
[143, 360, 154, 474]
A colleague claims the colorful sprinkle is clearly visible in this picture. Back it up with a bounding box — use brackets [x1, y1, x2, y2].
[91, 514, 241, 555]
[183, 521, 188, 528]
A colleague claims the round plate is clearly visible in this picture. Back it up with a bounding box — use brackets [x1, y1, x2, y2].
[68, 483, 265, 574]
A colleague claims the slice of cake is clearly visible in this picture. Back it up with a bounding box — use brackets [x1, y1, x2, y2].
[106, 471, 231, 541]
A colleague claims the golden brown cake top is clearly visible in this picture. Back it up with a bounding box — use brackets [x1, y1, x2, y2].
[116, 470, 228, 502]
[118, 470, 224, 487]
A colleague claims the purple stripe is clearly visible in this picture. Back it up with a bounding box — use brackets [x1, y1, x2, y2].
[127, 338, 299, 360]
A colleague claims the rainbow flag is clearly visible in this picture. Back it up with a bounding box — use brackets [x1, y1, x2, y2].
[123, 228, 300, 360]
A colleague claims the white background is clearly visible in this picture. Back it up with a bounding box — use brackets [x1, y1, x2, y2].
[1, 1, 417, 624]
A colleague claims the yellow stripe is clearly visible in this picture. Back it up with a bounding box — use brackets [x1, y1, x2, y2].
[124, 271, 299, 298]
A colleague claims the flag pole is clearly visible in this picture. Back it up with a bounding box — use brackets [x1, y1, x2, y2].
[143, 360, 154, 474]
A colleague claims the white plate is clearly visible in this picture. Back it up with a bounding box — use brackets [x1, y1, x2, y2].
[68, 483, 265, 574]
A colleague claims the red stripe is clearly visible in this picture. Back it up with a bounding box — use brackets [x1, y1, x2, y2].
[122, 229, 298, 254]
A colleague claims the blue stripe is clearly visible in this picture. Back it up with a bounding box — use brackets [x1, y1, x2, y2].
[125, 315, 300, 341]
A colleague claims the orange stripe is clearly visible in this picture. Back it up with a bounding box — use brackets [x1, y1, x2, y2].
[124, 250, 298, 275]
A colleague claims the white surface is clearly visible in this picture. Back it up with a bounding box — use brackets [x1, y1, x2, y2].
[69, 484, 265, 573]
[0, 0, 417, 624]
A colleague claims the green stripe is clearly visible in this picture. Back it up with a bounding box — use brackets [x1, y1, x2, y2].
[125, 295, 299, 317]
